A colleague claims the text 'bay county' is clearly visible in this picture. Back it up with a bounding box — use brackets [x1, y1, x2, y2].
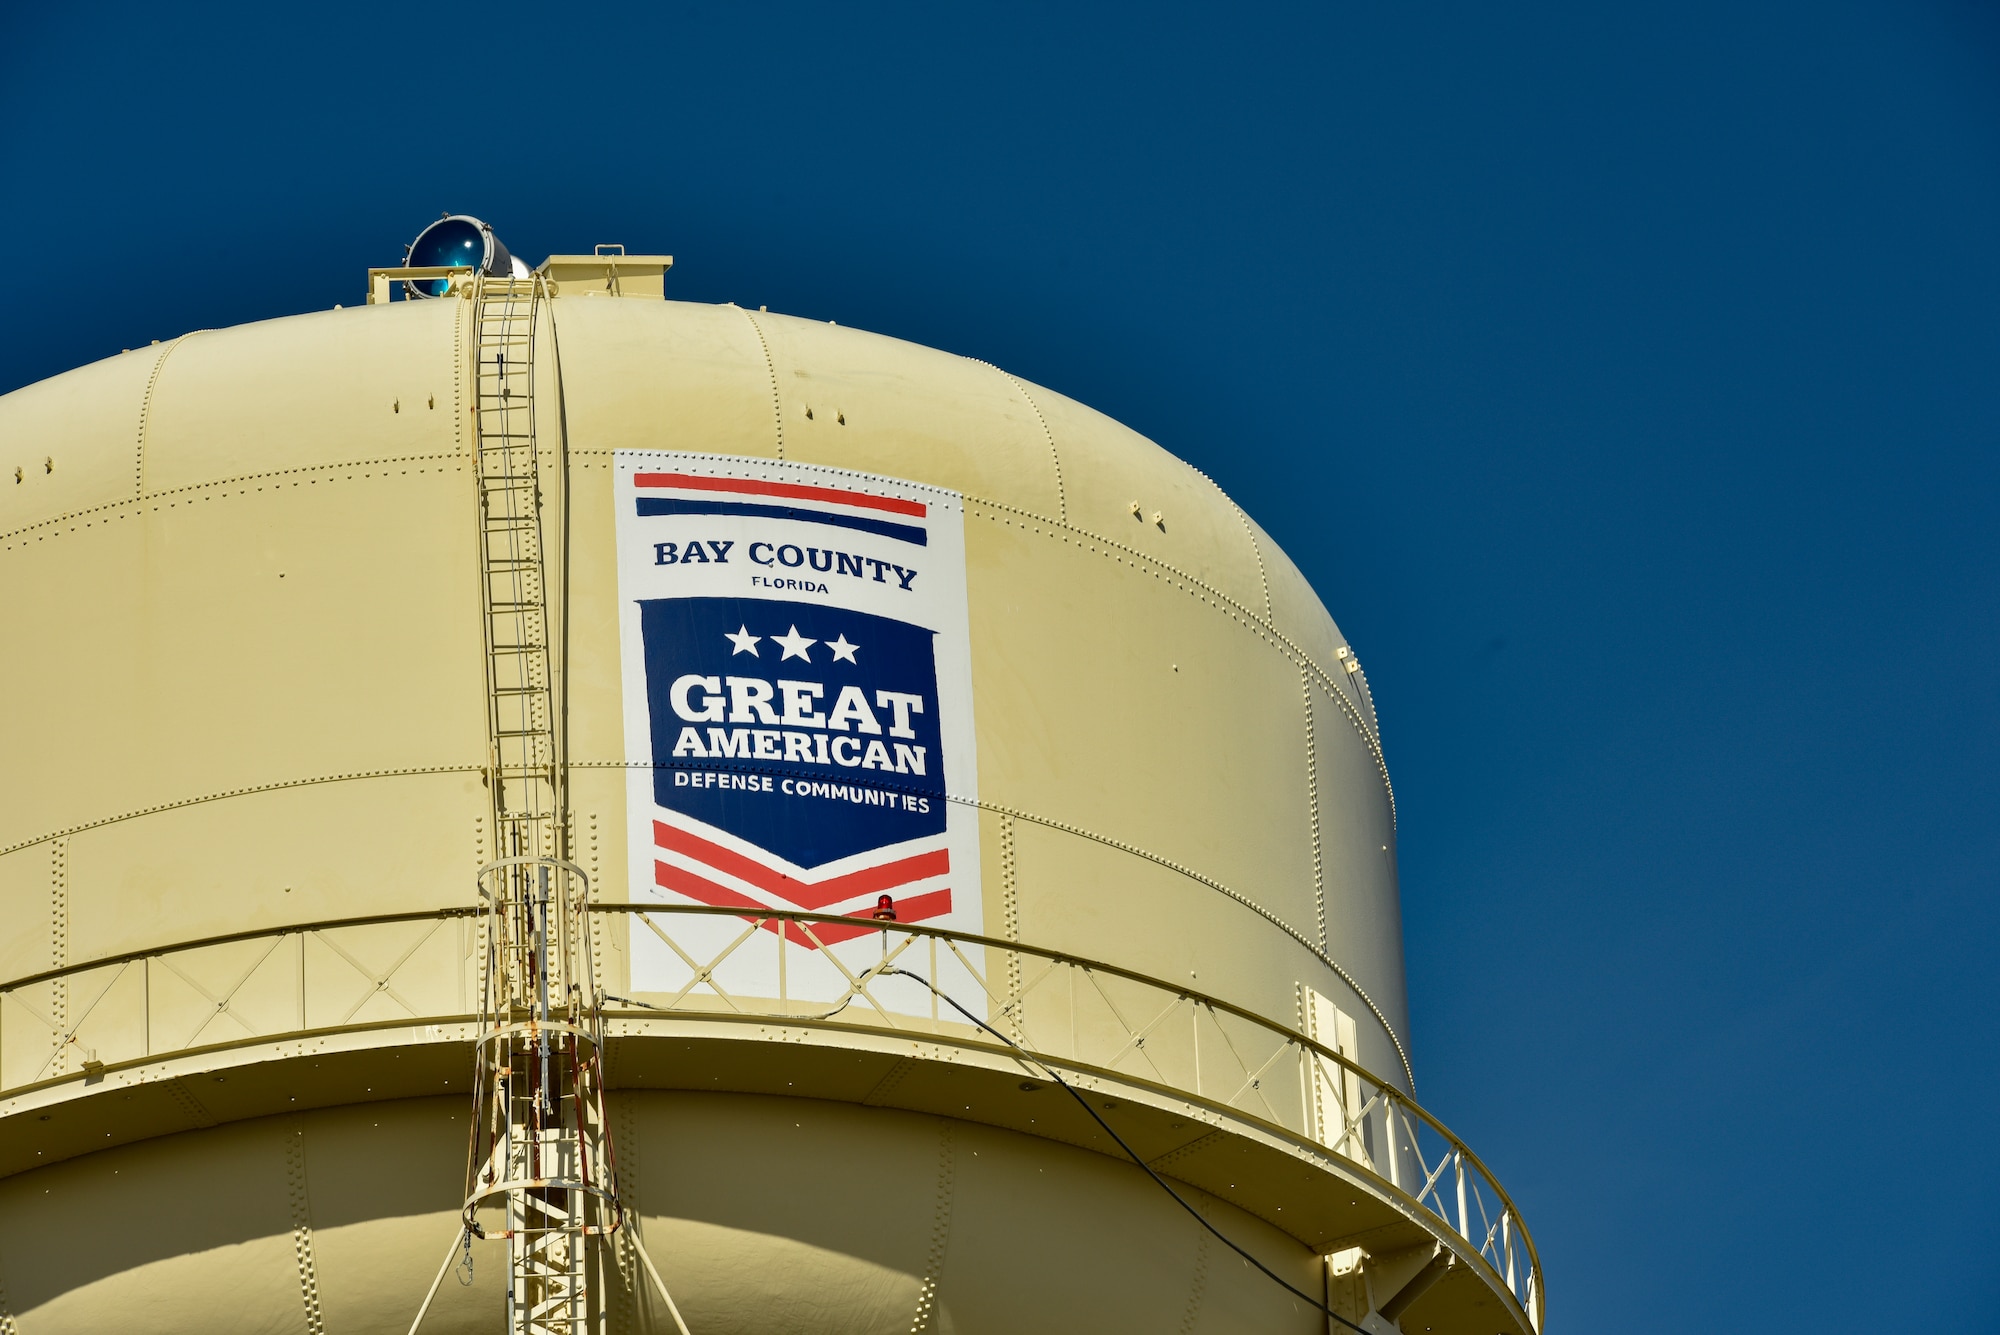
[653, 539, 918, 591]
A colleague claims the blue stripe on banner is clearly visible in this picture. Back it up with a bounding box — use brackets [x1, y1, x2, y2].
[635, 497, 928, 546]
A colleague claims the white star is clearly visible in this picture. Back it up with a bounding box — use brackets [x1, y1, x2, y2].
[724, 625, 761, 656]
[827, 634, 859, 664]
[772, 625, 817, 662]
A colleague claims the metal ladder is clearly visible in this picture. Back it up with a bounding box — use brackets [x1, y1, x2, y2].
[472, 277, 560, 860]
[461, 275, 622, 1335]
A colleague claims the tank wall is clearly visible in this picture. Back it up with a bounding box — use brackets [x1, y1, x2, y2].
[0, 1093, 1322, 1335]
[0, 289, 1430, 1329]
[0, 296, 1407, 1075]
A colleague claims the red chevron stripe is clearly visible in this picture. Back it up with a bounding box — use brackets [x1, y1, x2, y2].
[652, 859, 952, 950]
[653, 860, 763, 911]
[633, 471, 927, 518]
[767, 888, 953, 948]
[654, 820, 948, 910]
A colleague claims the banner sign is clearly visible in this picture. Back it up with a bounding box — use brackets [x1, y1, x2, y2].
[615, 453, 983, 1017]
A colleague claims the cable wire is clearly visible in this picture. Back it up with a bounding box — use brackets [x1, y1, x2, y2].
[878, 966, 1376, 1335]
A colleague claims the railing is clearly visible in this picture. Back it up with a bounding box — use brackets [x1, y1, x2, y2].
[0, 909, 481, 1090]
[0, 904, 1541, 1330]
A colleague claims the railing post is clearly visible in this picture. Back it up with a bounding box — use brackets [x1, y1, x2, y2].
[1184, 995, 1200, 1103]
[1067, 963, 1077, 1061]
[297, 933, 308, 1032]
[777, 913, 788, 1011]
[142, 957, 151, 1057]
[1455, 1151, 1468, 1238]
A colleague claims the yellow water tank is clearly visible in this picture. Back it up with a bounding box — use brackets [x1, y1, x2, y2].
[0, 256, 1538, 1334]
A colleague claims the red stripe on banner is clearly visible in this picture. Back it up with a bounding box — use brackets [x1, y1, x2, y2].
[653, 860, 766, 911]
[765, 887, 955, 949]
[654, 821, 948, 910]
[652, 859, 953, 951]
[633, 471, 927, 518]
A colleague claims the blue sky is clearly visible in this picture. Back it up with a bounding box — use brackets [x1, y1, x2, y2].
[5, 2, 1997, 1328]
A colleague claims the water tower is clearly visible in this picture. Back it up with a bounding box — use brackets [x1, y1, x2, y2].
[0, 220, 1541, 1334]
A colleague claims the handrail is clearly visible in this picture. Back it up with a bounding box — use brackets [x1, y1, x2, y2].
[0, 907, 481, 993]
[591, 902, 1384, 1093]
[599, 901, 1543, 1327]
[0, 902, 1541, 1330]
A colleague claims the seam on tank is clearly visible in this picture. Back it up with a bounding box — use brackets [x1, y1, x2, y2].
[738, 308, 785, 460]
[1178, 1221, 1211, 1335]
[473, 813, 495, 1008]
[968, 495, 1380, 755]
[999, 813, 1023, 1040]
[964, 496, 1396, 829]
[1230, 499, 1273, 620]
[1303, 667, 1327, 954]
[0, 453, 466, 550]
[0, 1242, 16, 1335]
[50, 840, 67, 1078]
[134, 333, 198, 496]
[862, 1056, 921, 1106]
[613, 1093, 642, 1329]
[953, 791, 1415, 1092]
[0, 765, 485, 859]
[587, 812, 605, 988]
[967, 358, 1066, 523]
[1346, 658, 1383, 743]
[163, 1077, 219, 1128]
[285, 1117, 327, 1335]
[909, 1118, 955, 1334]
[1182, 456, 1274, 623]
[1149, 1128, 1227, 1171]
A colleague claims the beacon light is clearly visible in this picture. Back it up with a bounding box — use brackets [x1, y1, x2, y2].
[402, 214, 527, 296]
